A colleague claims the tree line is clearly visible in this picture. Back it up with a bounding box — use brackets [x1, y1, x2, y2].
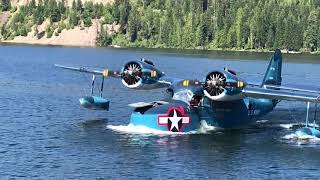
[1, 0, 320, 52]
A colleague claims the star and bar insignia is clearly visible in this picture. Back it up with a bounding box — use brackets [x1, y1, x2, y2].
[158, 107, 190, 132]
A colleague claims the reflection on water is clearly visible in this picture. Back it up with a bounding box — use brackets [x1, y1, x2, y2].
[0, 44, 320, 179]
[79, 118, 108, 128]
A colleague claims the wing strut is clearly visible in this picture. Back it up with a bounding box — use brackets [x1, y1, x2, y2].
[100, 76, 104, 97]
[314, 103, 318, 128]
[306, 102, 310, 127]
[91, 74, 95, 96]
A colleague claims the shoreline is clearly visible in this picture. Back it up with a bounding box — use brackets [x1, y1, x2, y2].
[1, 40, 319, 55]
[0, 41, 95, 48]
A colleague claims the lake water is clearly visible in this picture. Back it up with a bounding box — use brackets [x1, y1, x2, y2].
[1, 44, 320, 179]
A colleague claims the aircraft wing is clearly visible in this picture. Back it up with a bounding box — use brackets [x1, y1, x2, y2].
[54, 64, 121, 78]
[55, 63, 182, 90]
[243, 86, 320, 103]
[247, 82, 320, 93]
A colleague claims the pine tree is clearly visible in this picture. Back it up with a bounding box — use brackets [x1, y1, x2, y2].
[274, 12, 286, 49]
[97, 26, 112, 46]
[119, 0, 130, 33]
[76, 0, 83, 12]
[127, 6, 139, 42]
[0, 0, 11, 11]
[235, 7, 244, 48]
[266, 26, 275, 49]
[304, 10, 319, 51]
[196, 13, 207, 47]
[181, 13, 194, 48]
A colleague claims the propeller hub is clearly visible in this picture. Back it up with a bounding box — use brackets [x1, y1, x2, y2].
[122, 62, 142, 86]
[204, 71, 226, 97]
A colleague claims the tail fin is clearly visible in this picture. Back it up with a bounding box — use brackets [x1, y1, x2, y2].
[261, 49, 282, 86]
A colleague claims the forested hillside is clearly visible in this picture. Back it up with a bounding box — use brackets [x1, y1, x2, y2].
[0, 0, 320, 52]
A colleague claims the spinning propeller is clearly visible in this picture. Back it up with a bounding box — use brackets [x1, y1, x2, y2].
[204, 71, 226, 96]
[179, 71, 246, 97]
[122, 62, 142, 85]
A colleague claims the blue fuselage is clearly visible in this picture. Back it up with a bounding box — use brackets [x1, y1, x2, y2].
[130, 97, 276, 132]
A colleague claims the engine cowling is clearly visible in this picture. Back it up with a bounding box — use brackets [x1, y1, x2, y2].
[121, 60, 166, 90]
[203, 70, 246, 101]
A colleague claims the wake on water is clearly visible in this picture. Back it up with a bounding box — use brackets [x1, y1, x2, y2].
[107, 120, 220, 135]
[278, 122, 320, 144]
[107, 120, 320, 145]
[279, 123, 319, 129]
[282, 133, 320, 145]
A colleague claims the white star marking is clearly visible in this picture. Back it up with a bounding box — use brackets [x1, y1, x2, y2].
[168, 109, 182, 131]
[158, 108, 190, 132]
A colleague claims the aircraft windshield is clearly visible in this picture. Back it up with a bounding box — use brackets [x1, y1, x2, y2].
[172, 89, 194, 104]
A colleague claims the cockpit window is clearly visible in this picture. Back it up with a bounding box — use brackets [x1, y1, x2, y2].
[172, 89, 194, 104]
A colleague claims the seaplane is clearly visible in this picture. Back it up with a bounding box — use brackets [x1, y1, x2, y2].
[55, 49, 320, 137]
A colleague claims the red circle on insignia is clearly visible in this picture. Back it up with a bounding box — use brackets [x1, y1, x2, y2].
[158, 107, 190, 132]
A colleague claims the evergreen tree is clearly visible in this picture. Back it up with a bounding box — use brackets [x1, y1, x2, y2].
[274, 12, 286, 49]
[197, 13, 208, 47]
[1, 0, 320, 52]
[266, 26, 275, 49]
[119, 0, 130, 33]
[181, 13, 194, 48]
[171, 22, 182, 48]
[0, 0, 10, 11]
[127, 6, 139, 42]
[97, 26, 112, 46]
[69, 10, 79, 26]
[304, 10, 319, 51]
[235, 7, 244, 48]
[58, 0, 66, 16]
[29, 0, 36, 12]
[33, 5, 45, 25]
[76, 0, 83, 12]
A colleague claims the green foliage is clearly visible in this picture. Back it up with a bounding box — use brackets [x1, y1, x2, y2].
[83, 1, 94, 27]
[57, 21, 66, 33]
[93, 3, 104, 19]
[102, 0, 320, 51]
[127, 6, 139, 42]
[304, 9, 320, 51]
[0, 0, 11, 11]
[83, 12, 92, 27]
[235, 7, 245, 48]
[181, 13, 194, 48]
[118, 0, 130, 33]
[18, 24, 28, 36]
[2, 0, 320, 52]
[46, 24, 54, 38]
[10, 6, 17, 13]
[1, 23, 8, 39]
[97, 26, 112, 46]
[102, 8, 113, 24]
[112, 34, 130, 47]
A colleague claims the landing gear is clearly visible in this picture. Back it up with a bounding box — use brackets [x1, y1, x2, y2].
[79, 74, 110, 111]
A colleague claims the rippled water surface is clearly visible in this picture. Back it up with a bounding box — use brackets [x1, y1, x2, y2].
[1, 44, 320, 179]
